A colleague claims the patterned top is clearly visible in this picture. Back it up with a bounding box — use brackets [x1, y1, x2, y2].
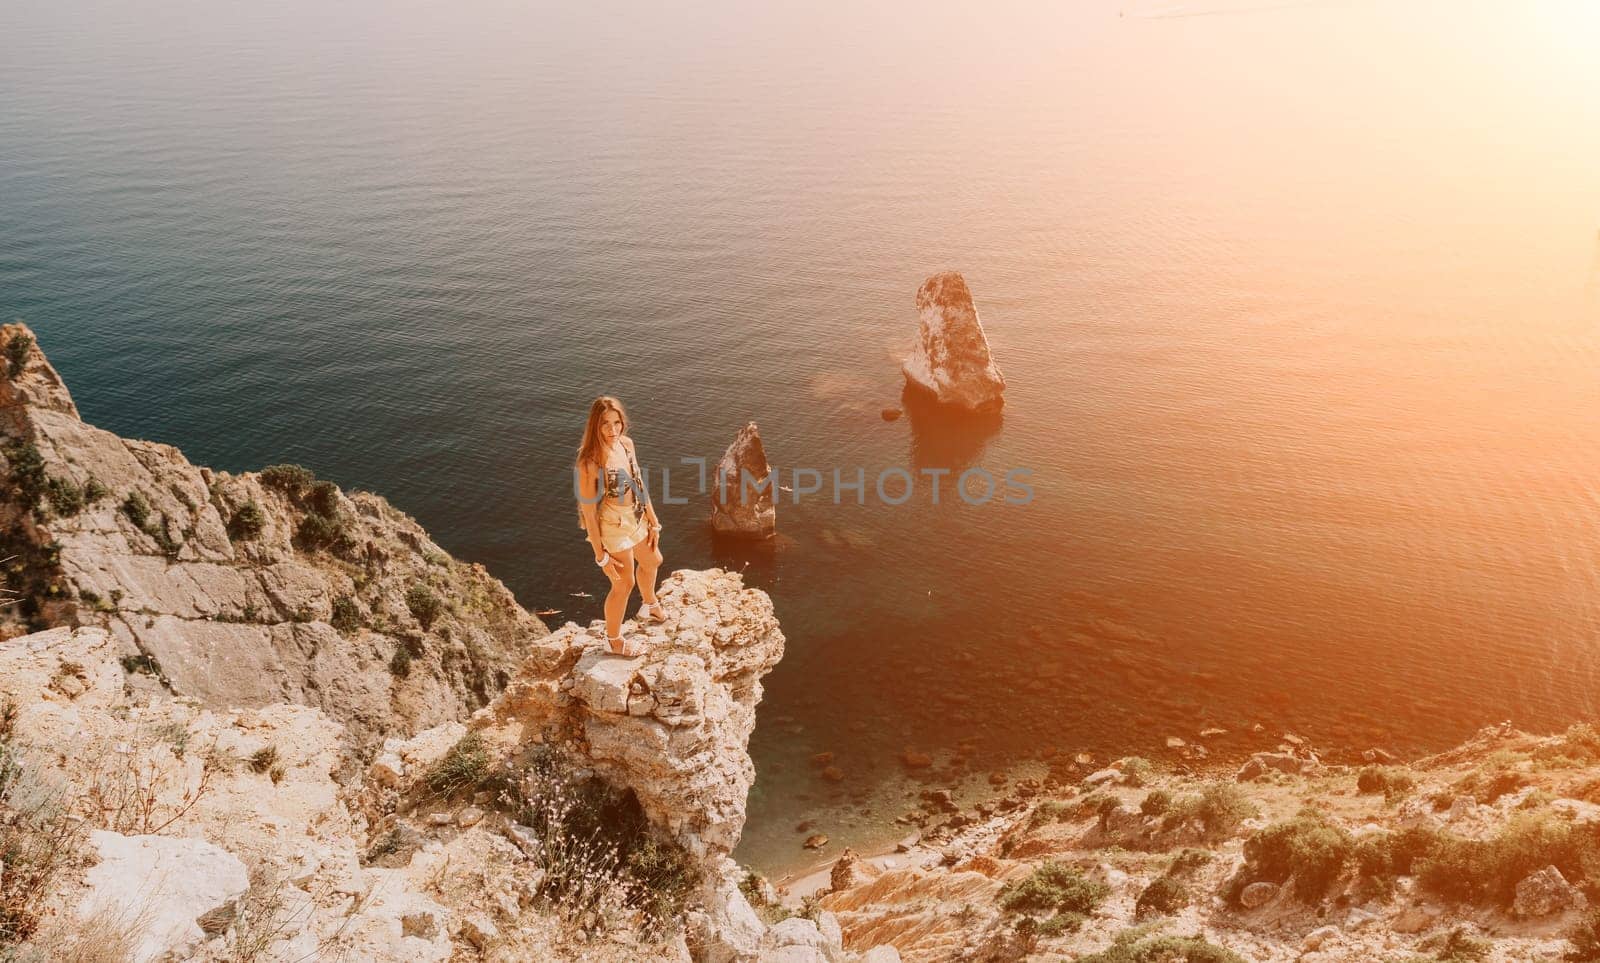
[602, 440, 647, 518]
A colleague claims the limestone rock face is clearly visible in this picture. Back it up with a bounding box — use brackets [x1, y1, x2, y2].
[79, 830, 250, 963]
[710, 423, 776, 539]
[389, 567, 784, 961]
[0, 322, 546, 754]
[0, 322, 80, 421]
[901, 273, 1005, 414]
[3, 579, 778, 962]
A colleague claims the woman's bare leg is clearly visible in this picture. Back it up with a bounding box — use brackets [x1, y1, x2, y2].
[635, 537, 664, 607]
[604, 546, 635, 641]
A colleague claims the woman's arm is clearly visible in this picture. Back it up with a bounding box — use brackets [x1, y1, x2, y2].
[577, 460, 606, 557]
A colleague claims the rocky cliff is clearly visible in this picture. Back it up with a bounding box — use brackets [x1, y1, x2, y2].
[0, 321, 544, 755]
[0, 325, 901, 962]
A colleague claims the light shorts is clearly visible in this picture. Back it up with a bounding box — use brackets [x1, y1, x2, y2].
[598, 499, 650, 554]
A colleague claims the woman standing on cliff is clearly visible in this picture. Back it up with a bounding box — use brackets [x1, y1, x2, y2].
[575, 396, 667, 656]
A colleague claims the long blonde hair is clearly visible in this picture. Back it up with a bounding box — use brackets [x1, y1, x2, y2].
[575, 395, 629, 526]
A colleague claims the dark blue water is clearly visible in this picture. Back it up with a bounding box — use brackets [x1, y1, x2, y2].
[5, 0, 1600, 872]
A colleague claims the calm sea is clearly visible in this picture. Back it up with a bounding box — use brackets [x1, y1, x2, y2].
[4, 0, 1599, 874]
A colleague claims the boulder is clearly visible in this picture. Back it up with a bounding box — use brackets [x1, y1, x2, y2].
[78, 830, 250, 963]
[710, 422, 776, 538]
[901, 272, 1006, 413]
[1514, 865, 1587, 918]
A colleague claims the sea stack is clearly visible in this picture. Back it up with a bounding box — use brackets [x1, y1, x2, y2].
[901, 271, 1006, 414]
[710, 422, 776, 538]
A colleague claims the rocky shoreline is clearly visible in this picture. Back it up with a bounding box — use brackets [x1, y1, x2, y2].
[780, 720, 1600, 961]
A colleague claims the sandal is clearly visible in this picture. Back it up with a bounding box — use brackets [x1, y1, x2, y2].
[637, 600, 669, 624]
[606, 634, 646, 658]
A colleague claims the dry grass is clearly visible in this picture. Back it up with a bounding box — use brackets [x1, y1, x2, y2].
[2, 705, 94, 949]
[495, 746, 697, 943]
[6, 900, 150, 963]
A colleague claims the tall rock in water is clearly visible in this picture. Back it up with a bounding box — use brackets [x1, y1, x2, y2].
[709, 422, 775, 539]
[901, 271, 1006, 414]
[0, 322, 546, 756]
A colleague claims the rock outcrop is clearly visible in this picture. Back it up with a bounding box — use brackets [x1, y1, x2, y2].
[0, 322, 544, 755]
[0, 569, 802, 961]
[811, 723, 1600, 963]
[0, 324, 900, 961]
[709, 422, 775, 539]
[900, 272, 1006, 414]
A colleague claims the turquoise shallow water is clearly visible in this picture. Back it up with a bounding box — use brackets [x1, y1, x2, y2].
[4, 0, 1600, 874]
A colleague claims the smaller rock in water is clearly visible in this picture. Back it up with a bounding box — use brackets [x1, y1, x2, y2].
[803, 833, 829, 850]
[901, 271, 1006, 413]
[710, 422, 776, 538]
[881, 406, 903, 421]
[902, 748, 933, 768]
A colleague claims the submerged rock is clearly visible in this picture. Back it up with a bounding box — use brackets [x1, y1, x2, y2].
[901, 272, 1006, 413]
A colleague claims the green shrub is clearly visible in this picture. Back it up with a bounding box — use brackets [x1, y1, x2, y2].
[1120, 757, 1153, 787]
[307, 480, 340, 517]
[1141, 790, 1173, 817]
[1453, 763, 1531, 804]
[425, 733, 489, 797]
[122, 490, 151, 529]
[330, 596, 362, 634]
[295, 511, 347, 553]
[1034, 912, 1081, 936]
[1168, 782, 1257, 842]
[1358, 765, 1417, 800]
[259, 464, 316, 494]
[1235, 810, 1353, 903]
[1134, 875, 1188, 918]
[389, 645, 412, 678]
[1075, 931, 1247, 963]
[6, 332, 34, 376]
[83, 477, 109, 503]
[406, 585, 442, 630]
[3, 441, 46, 511]
[148, 517, 180, 557]
[739, 869, 771, 907]
[227, 501, 264, 541]
[997, 861, 1109, 918]
[1418, 811, 1597, 907]
[1355, 825, 1440, 882]
[1537, 725, 1600, 768]
[44, 477, 83, 517]
[1029, 800, 1073, 828]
